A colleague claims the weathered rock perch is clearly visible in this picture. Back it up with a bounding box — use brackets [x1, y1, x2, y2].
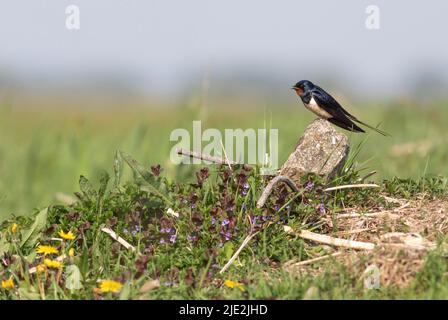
[279, 119, 349, 183]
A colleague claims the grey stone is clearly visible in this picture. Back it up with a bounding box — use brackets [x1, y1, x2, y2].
[279, 118, 349, 183]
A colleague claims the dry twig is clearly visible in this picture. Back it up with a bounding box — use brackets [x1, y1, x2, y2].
[336, 212, 400, 219]
[298, 230, 376, 250]
[256, 175, 300, 208]
[284, 252, 342, 269]
[336, 228, 370, 236]
[54, 192, 78, 205]
[324, 184, 380, 192]
[335, 201, 409, 219]
[176, 148, 236, 166]
[359, 171, 377, 182]
[219, 231, 259, 274]
[220, 139, 233, 170]
[101, 227, 136, 251]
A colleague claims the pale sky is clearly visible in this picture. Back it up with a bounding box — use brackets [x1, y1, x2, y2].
[0, 0, 447, 97]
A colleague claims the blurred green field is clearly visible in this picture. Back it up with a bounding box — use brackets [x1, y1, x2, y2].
[1, 97, 448, 221]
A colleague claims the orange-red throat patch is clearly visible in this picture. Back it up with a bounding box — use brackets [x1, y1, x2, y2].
[293, 87, 304, 96]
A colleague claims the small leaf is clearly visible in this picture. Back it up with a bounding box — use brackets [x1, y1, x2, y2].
[65, 265, 83, 290]
[79, 175, 97, 202]
[120, 151, 173, 205]
[119, 282, 131, 300]
[79, 242, 90, 278]
[120, 151, 155, 183]
[20, 207, 48, 248]
[97, 170, 110, 201]
[113, 150, 123, 187]
[0, 236, 10, 256]
[222, 242, 234, 261]
[26, 250, 37, 263]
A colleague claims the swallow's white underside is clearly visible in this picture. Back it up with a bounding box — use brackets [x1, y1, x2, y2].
[304, 97, 332, 119]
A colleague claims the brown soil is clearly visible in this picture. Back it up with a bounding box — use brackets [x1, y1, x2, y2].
[285, 195, 448, 288]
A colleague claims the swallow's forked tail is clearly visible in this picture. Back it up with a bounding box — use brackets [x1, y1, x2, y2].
[349, 117, 390, 136]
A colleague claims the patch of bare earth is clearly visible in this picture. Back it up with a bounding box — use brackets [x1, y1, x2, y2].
[284, 195, 448, 288]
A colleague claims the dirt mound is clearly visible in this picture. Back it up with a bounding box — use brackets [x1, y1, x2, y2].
[285, 196, 448, 288]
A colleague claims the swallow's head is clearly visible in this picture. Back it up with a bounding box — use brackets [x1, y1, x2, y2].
[292, 80, 314, 96]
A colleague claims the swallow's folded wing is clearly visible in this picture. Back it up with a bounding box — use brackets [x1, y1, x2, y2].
[311, 88, 365, 133]
[311, 87, 351, 118]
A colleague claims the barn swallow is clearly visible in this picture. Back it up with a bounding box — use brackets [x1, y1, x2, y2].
[292, 80, 388, 136]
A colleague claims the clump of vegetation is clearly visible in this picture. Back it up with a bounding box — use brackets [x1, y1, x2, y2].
[0, 150, 447, 300]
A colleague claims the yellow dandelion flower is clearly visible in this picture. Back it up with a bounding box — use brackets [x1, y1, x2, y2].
[224, 279, 245, 292]
[1, 276, 14, 290]
[11, 223, 18, 234]
[36, 264, 47, 274]
[68, 248, 75, 257]
[44, 259, 62, 269]
[99, 280, 122, 294]
[58, 230, 76, 241]
[36, 245, 59, 256]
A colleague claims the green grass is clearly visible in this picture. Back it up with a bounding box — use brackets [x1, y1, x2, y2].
[1, 98, 448, 299]
[0, 149, 447, 299]
[1, 99, 448, 220]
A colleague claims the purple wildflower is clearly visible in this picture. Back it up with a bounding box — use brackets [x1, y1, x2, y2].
[305, 181, 315, 190]
[261, 215, 273, 222]
[211, 217, 216, 225]
[221, 219, 230, 227]
[250, 216, 259, 225]
[159, 239, 166, 244]
[242, 183, 250, 196]
[318, 203, 326, 214]
[220, 231, 232, 241]
[169, 234, 177, 243]
[160, 227, 172, 234]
